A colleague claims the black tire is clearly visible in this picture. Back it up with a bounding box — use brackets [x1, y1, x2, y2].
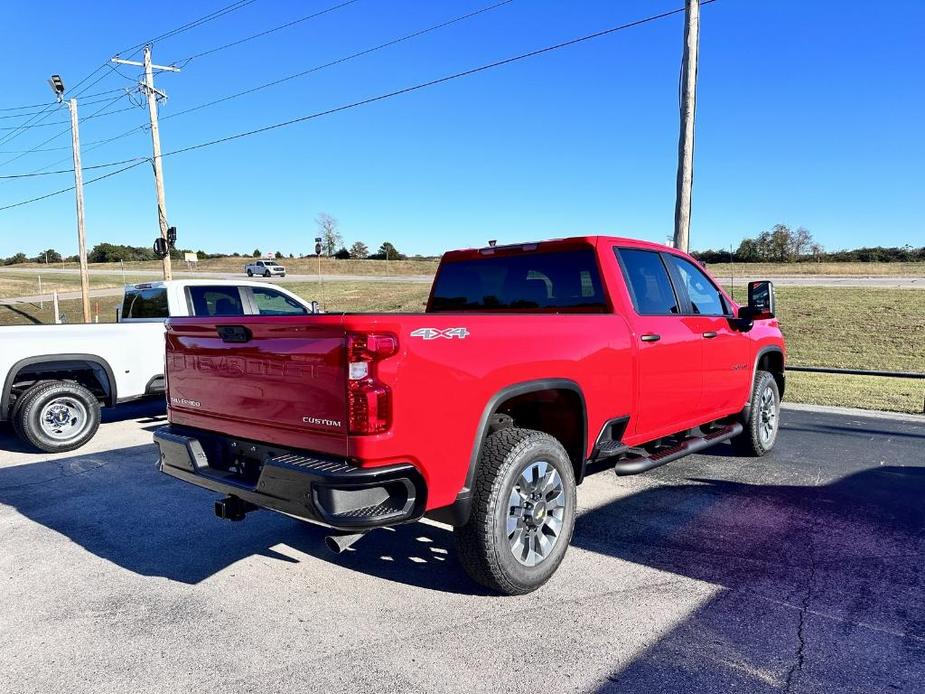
[264, 270, 271, 278]
[733, 370, 780, 456]
[455, 427, 577, 595]
[246, 269, 253, 277]
[15, 380, 101, 453]
[9, 380, 50, 440]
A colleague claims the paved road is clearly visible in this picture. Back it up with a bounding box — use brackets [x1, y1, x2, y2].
[734, 274, 924, 289]
[0, 404, 922, 693]
[0, 272, 432, 306]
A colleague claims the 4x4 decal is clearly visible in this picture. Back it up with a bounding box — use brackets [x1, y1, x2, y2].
[410, 327, 470, 340]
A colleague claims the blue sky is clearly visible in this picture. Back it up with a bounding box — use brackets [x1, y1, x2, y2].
[0, 0, 922, 258]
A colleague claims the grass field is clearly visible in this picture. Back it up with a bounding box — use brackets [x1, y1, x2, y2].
[9, 258, 923, 279]
[9, 256, 439, 277]
[706, 261, 924, 277]
[1, 281, 921, 414]
[0, 271, 158, 300]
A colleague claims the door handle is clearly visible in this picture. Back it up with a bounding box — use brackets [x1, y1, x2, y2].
[640, 333, 661, 343]
[702, 331, 718, 339]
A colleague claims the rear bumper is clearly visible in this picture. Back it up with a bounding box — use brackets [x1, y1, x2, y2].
[154, 425, 427, 530]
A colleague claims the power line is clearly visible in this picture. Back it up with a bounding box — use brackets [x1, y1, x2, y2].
[0, 105, 136, 131]
[0, 2, 716, 213]
[0, 160, 148, 212]
[0, 93, 132, 119]
[161, 0, 515, 124]
[170, 0, 362, 67]
[0, 102, 65, 148]
[0, 88, 127, 113]
[0, 94, 134, 169]
[0, 123, 147, 155]
[115, 0, 261, 58]
[0, 1, 262, 147]
[0, 156, 148, 180]
[162, 3, 707, 159]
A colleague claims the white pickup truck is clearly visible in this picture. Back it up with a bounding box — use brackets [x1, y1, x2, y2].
[1, 279, 316, 453]
[244, 259, 286, 277]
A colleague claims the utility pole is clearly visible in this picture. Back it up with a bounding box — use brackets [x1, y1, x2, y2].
[49, 75, 91, 322]
[672, 0, 700, 253]
[112, 46, 180, 280]
[68, 98, 92, 323]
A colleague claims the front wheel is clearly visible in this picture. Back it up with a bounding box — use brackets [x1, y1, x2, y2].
[264, 270, 271, 278]
[733, 369, 780, 456]
[455, 428, 576, 595]
[15, 380, 101, 453]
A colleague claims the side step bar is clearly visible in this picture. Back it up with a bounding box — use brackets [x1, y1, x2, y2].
[612, 422, 743, 476]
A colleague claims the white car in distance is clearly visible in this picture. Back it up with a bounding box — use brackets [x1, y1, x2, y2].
[244, 259, 286, 277]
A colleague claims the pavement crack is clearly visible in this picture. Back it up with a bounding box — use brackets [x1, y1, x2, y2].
[784, 519, 817, 692]
[0, 459, 109, 491]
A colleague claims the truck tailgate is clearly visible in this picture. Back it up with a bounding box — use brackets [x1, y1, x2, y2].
[165, 317, 348, 456]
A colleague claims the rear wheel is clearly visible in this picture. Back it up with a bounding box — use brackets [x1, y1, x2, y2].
[733, 370, 780, 456]
[264, 270, 271, 278]
[15, 380, 101, 453]
[10, 381, 49, 439]
[246, 269, 253, 277]
[455, 428, 576, 595]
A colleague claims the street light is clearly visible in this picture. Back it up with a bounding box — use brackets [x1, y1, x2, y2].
[48, 74, 65, 102]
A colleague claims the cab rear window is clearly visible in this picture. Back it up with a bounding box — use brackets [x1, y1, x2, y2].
[429, 249, 606, 312]
[121, 288, 168, 319]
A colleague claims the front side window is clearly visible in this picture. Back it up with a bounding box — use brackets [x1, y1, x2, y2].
[616, 249, 679, 315]
[664, 255, 728, 316]
[121, 288, 168, 319]
[429, 249, 606, 312]
[186, 286, 245, 317]
[251, 287, 307, 315]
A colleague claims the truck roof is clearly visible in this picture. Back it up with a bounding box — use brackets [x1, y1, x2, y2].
[126, 279, 287, 290]
[441, 235, 682, 262]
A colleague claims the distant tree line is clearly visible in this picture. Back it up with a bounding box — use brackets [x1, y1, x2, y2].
[2, 222, 919, 267]
[693, 224, 925, 263]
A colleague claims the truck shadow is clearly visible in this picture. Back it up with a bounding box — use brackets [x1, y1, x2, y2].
[0, 435, 481, 594]
[577, 464, 925, 691]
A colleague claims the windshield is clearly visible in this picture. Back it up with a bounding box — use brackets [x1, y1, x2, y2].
[429, 249, 606, 312]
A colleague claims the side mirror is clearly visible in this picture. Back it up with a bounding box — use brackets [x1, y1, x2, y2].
[740, 280, 775, 320]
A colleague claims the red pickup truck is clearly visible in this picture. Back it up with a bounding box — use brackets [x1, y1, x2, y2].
[154, 236, 785, 594]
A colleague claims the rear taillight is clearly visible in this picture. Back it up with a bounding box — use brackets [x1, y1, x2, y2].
[347, 332, 398, 434]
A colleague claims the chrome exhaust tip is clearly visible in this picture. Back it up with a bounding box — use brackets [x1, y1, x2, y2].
[324, 532, 367, 554]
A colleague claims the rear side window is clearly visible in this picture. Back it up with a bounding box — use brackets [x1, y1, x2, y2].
[121, 288, 168, 319]
[251, 287, 307, 315]
[616, 249, 680, 315]
[664, 255, 728, 316]
[186, 286, 245, 317]
[429, 249, 606, 312]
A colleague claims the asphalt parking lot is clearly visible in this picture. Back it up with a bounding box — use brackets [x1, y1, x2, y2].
[0, 403, 922, 693]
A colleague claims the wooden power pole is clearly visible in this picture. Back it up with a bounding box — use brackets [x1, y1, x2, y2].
[67, 98, 92, 323]
[112, 46, 180, 280]
[673, 0, 700, 253]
